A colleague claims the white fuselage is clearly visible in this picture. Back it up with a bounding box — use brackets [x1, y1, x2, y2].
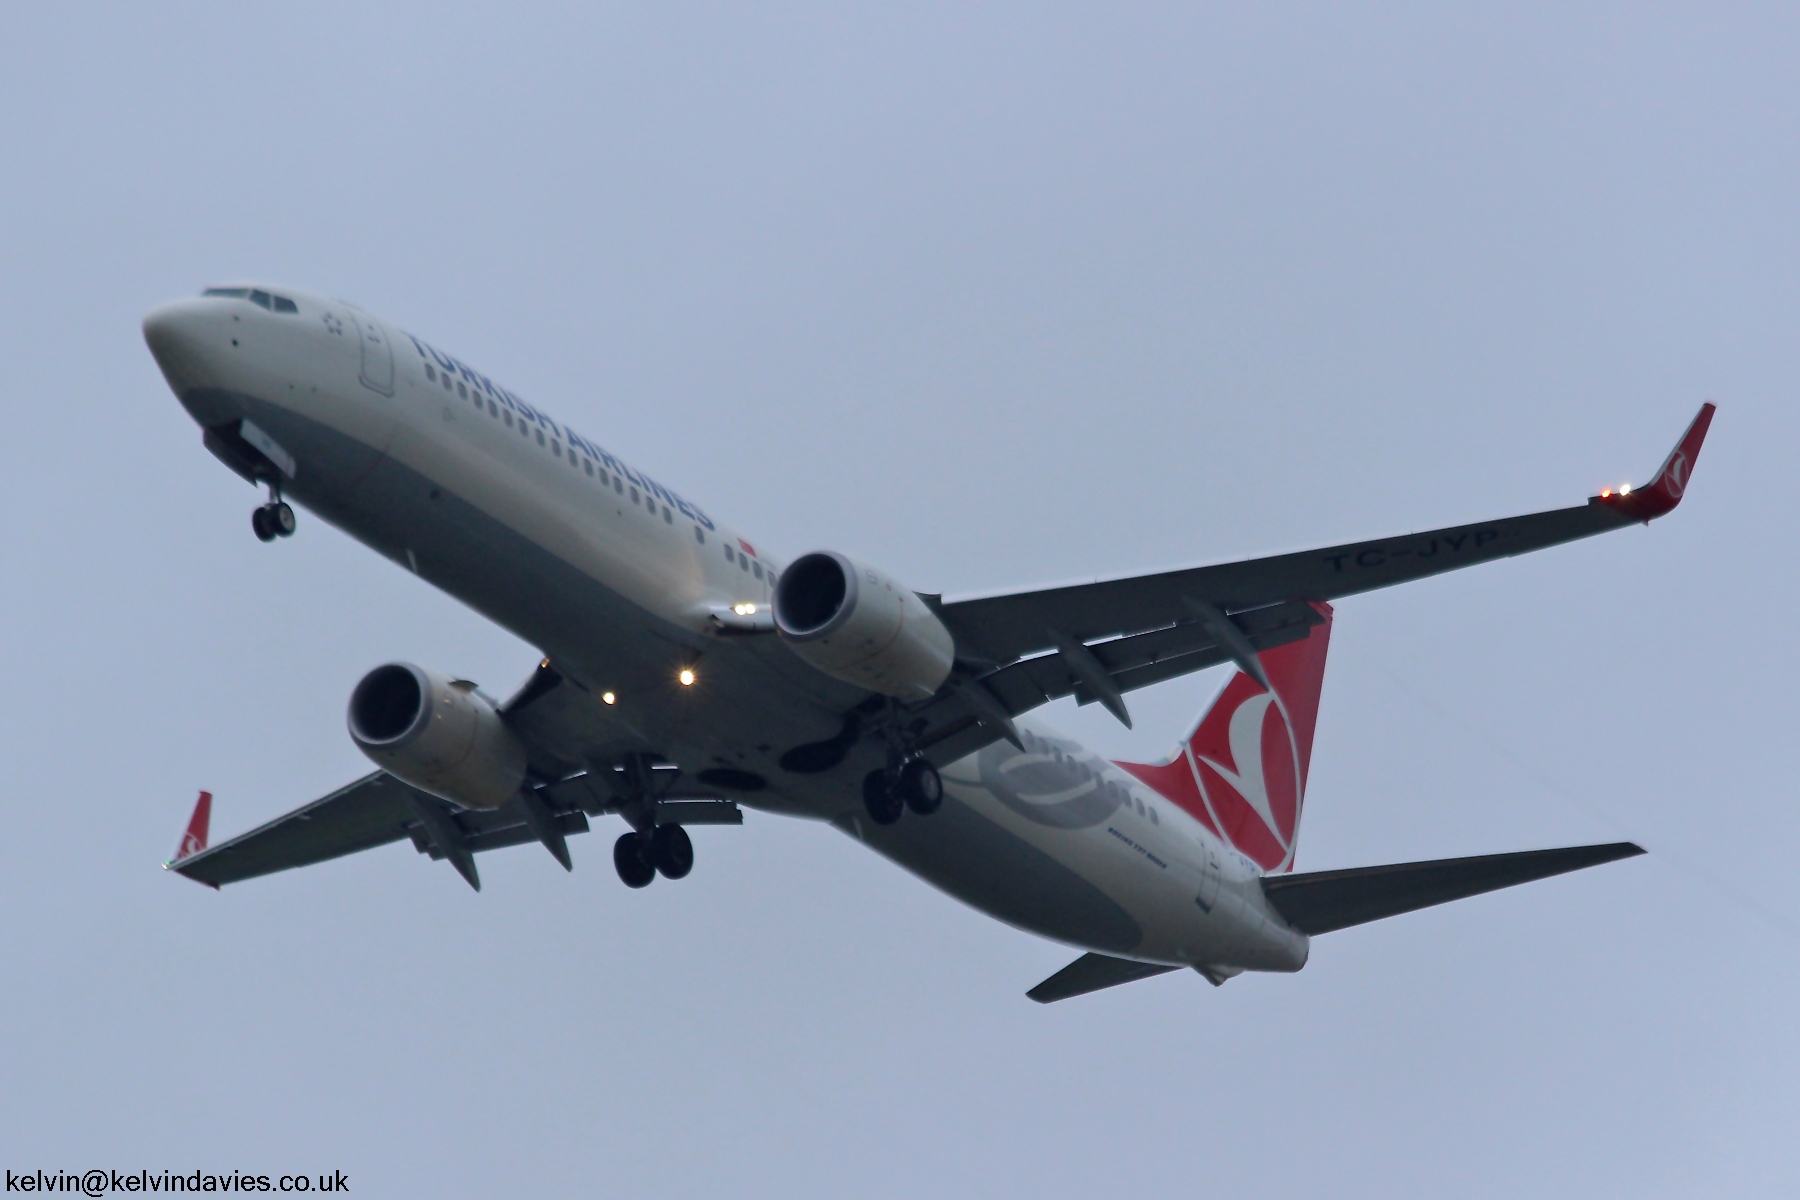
[144, 285, 1309, 977]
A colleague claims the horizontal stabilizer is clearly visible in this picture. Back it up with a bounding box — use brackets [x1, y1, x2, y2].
[1262, 842, 1646, 935]
[1027, 953, 1180, 1004]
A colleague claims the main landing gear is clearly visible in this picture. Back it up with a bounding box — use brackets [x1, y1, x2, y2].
[608, 752, 701, 888]
[862, 756, 943, 827]
[613, 824, 694, 888]
[251, 480, 295, 543]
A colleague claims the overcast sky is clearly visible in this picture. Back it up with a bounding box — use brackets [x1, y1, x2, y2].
[2, 3, 1796, 1196]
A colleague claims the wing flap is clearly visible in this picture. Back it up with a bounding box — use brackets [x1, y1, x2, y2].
[1261, 842, 1647, 935]
[913, 599, 1320, 759]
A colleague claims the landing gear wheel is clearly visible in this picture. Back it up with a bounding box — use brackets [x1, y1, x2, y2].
[898, 758, 943, 815]
[613, 832, 656, 888]
[270, 502, 296, 537]
[651, 824, 694, 879]
[862, 770, 904, 826]
[251, 506, 276, 542]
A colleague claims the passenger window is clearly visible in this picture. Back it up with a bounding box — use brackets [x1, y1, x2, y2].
[273, 296, 299, 314]
[249, 289, 273, 309]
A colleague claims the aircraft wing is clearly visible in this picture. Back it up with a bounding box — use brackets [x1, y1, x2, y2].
[937, 404, 1714, 668]
[166, 770, 739, 892]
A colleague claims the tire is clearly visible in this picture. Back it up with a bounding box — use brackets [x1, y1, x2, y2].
[613, 832, 655, 888]
[251, 507, 276, 543]
[898, 758, 943, 815]
[862, 770, 904, 826]
[651, 824, 694, 879]
[271, 502, 296, 536]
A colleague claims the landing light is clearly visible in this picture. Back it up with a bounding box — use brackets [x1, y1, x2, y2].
[602, 691, 616, 705]
[1620, 483, 1632, 495]
[733, 603, 758, 616]
[678, 669, 696, 687]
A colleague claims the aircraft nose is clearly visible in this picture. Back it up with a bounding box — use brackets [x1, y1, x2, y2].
[142, 299, 214, 389]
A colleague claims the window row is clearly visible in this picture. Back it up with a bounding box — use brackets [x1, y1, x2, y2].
[721, 542, 768, 581]
[424, 361, 706, 534]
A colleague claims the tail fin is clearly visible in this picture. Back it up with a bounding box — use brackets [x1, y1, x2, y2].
[173, 791, 212, 863]
[1116, 604, 1333, 872]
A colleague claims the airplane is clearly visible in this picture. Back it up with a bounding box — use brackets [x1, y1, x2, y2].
[144, 283, 1714, 1002]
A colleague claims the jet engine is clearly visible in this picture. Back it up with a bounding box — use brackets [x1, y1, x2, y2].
[772, 551, 955, 700]
[347, 662, 527, 810]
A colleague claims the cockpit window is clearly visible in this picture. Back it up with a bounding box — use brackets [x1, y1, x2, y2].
[202, 287, 299, 313]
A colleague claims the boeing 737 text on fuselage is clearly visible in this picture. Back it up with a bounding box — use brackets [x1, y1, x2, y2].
[145, 284, 1713, 1002]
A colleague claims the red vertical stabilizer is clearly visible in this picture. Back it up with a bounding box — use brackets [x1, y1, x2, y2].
[1116, 604, 1333, 872]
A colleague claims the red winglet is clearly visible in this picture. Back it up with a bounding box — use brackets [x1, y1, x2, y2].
[168, 791, 220, 888]
[1597, 402, 1716, 522]
[172, 791, 212, 863]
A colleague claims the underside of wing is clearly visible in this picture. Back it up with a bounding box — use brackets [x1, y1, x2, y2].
[897, 406, 1713, 760]
[167, 768, 739, 891]
[167, 772, 422, 888]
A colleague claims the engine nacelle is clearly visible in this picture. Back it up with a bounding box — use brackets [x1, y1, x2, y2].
[772, 551, 955, 700]
[347, 663, 527, 810]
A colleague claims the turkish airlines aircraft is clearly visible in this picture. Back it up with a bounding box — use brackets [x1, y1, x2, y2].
[145, 284, 1714, 1002]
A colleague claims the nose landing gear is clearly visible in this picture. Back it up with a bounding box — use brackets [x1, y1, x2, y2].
[251, 481, 295, 543]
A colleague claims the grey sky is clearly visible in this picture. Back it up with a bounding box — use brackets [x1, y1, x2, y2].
[2, 3, 1796, 1195]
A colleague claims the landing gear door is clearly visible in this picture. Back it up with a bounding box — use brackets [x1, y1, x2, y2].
[347, 309, 395, 396]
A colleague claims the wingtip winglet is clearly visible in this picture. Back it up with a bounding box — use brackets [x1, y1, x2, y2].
[168, 791, 221, 888]
[174, 791, 212, 862]
[1595, 402, 1716, 522]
